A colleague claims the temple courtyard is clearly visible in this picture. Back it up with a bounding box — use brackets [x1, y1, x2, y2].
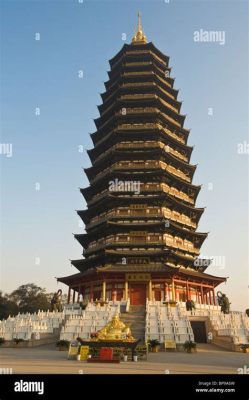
[0, 343, 248, 374]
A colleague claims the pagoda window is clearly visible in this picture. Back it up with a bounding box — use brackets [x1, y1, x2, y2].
[153, 284, 164, 289]
[106, 290, 112, 300]
[175, 237, 183, 246]
[113, 284, 124, 289]
[164, 208, 171, 218]
[116, 235, 128, 242]
[165, 234, 173, 245]
[118, 209, 128, 215]
[181, 214, 187, 223]
[131, 236, 146, 242]
[174, 211, 180, 220]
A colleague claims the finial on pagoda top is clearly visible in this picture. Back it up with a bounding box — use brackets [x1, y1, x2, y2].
[132, 12, 147, 44]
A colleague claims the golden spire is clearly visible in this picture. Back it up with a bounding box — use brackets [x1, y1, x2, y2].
[132, 12, 147, 44]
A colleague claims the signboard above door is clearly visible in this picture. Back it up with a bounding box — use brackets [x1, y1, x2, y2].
[126, 273, 151, 281]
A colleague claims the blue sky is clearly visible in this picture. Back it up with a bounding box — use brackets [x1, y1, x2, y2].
[0, 0, 248, 310]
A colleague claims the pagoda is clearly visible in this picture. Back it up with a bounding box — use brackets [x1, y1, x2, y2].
[58, 14, 226, 305]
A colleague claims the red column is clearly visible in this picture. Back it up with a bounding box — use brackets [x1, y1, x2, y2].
[166, 283, 170, 300]
[186, 281, 190, 300]
[77, 285, 81, 303]
[72, 290, 76, 303]
[212, 288, 216, 305]
[200, 285, 204, 304]
[207, 291, 210, 305]
[198, 289, 201, 304]
[164, 283, 167, 301]
[67, 287, 71, 304]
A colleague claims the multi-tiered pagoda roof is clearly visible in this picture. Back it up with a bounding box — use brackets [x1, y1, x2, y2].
[58, 14, 225, 305]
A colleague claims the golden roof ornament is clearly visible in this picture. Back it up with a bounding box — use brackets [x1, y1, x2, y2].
[132, 12, 147, 44]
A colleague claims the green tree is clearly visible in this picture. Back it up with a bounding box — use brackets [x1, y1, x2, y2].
[0, 291, 18, 320]
[9, 283, 50, 314]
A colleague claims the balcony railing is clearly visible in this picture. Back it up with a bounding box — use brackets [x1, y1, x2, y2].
[157, 123, 185, 144]
[124, 61, 152, 67]
[166, 240, 199, 255]
[159, 161, 191, 182]
[161, 183, 194, 205]
[119, 94, 156, 101]
[116, 122, 185, 144]
[87, 208, 197, 230]
[88, 174, 194, 206]
[115, 141, 188, 162]
[84, 236, 199, 256]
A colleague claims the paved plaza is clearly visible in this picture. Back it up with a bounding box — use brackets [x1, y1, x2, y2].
[0, 344, 248, 374]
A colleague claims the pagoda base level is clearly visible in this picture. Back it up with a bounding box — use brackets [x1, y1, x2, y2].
[58, 266, 225, 306]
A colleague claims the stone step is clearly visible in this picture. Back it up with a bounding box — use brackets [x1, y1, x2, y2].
[120, 306, 146, 343]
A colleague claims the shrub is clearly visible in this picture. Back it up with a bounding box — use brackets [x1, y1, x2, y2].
[183, 340, 196, 352]
[0, 337, 5, 346]
[56, 340, 70, 349]
[13, 338, 25, 345]
[148, 339, 160, 348]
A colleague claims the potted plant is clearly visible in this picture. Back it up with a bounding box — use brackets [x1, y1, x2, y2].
[148, 339, 160, 353]
[123, 349, 128, 362]
[0, 338, 5, 347]
[89, 347, 98, 358]
[56, 340, 70, 351]
[133, 351, 138, 362]
[90, 332, 98, 340]
[183, 340, 197, 353]
[240, 344, 249, 353]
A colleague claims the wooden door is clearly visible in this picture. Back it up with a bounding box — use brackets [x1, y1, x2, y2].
[190, 321, 207, 343]
[154, 290, 161, 301]
[130, 284, 146, 305]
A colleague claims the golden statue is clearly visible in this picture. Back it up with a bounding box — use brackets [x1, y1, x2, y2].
[97, 315, 134, 341]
